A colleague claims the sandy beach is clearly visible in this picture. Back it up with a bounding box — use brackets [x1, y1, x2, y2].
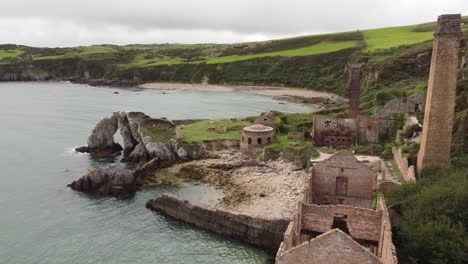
[139, 82, 344, 102]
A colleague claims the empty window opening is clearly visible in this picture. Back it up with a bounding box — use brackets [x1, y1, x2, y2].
[267, 137, 271, 143]
[335, 176, 348, 196]
[257, 138, 262, 144]
[332, 215, 350, 235]
[248, 138, 252, 144]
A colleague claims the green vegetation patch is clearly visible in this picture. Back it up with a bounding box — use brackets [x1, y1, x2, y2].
[386, 167, 468, 264]
[140, 121, 177, 142]
[0, 49, 23, 61]
[180, 119, 252, 143]
[364, 25, 434, 52]
[33, 46, 117, 60]
[205, 41, 359, 64]
[266, 135, 318, 168]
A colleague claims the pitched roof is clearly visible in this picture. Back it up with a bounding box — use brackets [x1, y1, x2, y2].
[277, 229, 382, 264]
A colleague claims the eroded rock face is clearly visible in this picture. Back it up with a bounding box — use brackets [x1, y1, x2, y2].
[113, 111, 138, 156]
[87, 116, 119, 148]
[68, 168, 136, 198]
[75, 115, 123, 156]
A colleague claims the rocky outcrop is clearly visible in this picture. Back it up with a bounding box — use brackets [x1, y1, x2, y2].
[146, 193, 290, 251]
[113, 111, 138, 156]
[68, 168, 136, 198]
[75, 111, 203, 162]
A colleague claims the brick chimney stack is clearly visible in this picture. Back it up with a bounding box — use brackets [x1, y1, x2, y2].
[348, 64, 361, 118]
[417, 14, 462, 175]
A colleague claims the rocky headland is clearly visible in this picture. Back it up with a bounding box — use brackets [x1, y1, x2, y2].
[69, 111, 307, 221]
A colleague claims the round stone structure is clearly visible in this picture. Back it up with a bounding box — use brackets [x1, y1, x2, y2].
[240, 124, 276, 152]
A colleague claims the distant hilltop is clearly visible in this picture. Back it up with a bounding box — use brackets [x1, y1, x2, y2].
[0, 16, 467, 117]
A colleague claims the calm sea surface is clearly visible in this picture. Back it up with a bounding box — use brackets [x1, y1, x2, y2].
[0, 82, 314, 264]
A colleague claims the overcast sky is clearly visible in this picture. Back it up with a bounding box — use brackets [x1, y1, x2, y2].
[1, 0, 467, 47]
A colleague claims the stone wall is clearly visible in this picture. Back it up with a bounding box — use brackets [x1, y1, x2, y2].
[310, 153, 376, 207]
[301, 204, 383, 242]
[312, 115, 356, 146]
[146, 194, 289, 251]
[358, 116, 380, 144]
[240, 129, 276, 152]
[392, 147, 416, 182]
[377, 197, 398, 264]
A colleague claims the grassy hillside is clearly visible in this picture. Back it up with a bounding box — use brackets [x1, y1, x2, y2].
[0, 16, 466, 98]
[363, 24, 434, 52]
[1, 16, 468, 264]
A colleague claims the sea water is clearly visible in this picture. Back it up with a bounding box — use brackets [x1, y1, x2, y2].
[0, 82, 315, 264]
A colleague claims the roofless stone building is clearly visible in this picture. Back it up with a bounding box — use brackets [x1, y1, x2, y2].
[240, 124, 275, 152]
[417, 14, 462, 174]
[276, 152, 397, 264]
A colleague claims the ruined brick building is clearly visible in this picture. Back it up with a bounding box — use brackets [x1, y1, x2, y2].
[418, 14, 462, 173]
[254, 112, 279, 133]
[276, 151, 397, 264]
[308, 151, 377, 208]
[311, 115, 379, 147]
[311, 64, 380, 147]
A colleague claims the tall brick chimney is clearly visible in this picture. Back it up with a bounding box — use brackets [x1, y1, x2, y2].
[417, 14, 462, 175]
[348, 64, 361, 118]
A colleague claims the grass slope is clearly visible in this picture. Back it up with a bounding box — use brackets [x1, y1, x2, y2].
[364, 25, 434, 52]
[180, 119, 252, 143]
[205, 41, 360, 64]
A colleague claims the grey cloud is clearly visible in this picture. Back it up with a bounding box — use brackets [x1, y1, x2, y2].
[1, 0, 467, 46]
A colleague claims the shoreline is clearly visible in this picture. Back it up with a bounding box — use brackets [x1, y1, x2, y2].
[139, 82, 346, 106]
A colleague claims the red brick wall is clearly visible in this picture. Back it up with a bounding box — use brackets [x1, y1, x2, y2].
[393, 147, 416, 182]
[349, 65, 361, 118]
[301, 204, 383, 241]
[377, 197, 398, 264]
[310, 162, 376, 206]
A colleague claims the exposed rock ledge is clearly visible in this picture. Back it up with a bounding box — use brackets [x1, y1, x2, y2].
[75, 111, 206, 162]
[146, 193, 290, 251]
[70, 111, 241, 198]
[68, 168, 135, 199]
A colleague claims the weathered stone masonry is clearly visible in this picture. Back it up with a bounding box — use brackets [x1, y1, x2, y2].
[417, 14, 462, 173]
[276, 152, 398, 264]
[146, 194, 289, 251]
[349, 64, 362, 118]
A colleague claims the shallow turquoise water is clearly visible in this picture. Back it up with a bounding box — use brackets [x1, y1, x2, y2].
[0, 82, 313, 264]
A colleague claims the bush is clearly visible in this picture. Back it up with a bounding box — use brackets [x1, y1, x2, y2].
[386, 168, 468, 264]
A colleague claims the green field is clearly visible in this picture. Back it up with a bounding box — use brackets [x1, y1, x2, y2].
[0, 50, 23, 60]
[363, 25, 434, 52]
[126, 40, 359, 67]
[179, 119, 252, 143]
[205, 41, 360, 64]
[33, 46, 117, 60]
